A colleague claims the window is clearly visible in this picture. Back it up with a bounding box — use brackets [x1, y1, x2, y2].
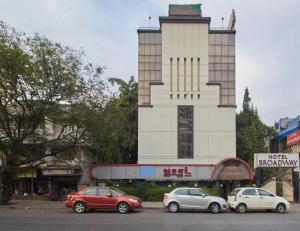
[242, 189, 257, 196]
[98, 188, 111, 196]
[189, 188, 207, 197]
[86, 188, 97, 195]
[175, 189, 188, 195]
[258, 189, 274, 197]
[178, 106, 194, 158]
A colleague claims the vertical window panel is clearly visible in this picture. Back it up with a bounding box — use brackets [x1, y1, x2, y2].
[178, 106, 194, 159]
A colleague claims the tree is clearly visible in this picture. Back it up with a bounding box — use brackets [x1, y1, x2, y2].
[79, 76, 138, 164]
[0, 22, 105, 204]
[236, 87, 274, 167]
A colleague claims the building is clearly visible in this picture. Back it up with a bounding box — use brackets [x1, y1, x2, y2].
[265, 116, 300, 201]
[91, 4, 253, 186]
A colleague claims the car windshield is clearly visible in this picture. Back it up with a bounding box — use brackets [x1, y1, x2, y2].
[198, 189, 209, 196]
[110, 187, 126, 195]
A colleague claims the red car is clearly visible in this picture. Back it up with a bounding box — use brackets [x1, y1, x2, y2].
[65, 186, 142, 214]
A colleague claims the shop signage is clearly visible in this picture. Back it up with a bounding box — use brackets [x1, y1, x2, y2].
[287, 130, 300, 146]
[254, 153, 299, 168]
[163, 167, 192, 178]
[17, 168, 37, 178]
[42, 169, 74, 176]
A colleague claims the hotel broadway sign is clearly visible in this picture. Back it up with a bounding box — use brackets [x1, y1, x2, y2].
[254, 153, 299, 168]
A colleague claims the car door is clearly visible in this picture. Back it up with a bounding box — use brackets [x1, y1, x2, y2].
[187, 188, 210, 209]
[240, 188, 259, 209]
[174, 189, 190, 208]
[257, 189, 276, 209]
[84, 188, 99, 208]
[96, 188, 117, 209]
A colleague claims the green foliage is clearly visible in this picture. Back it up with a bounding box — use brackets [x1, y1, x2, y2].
[236, 87, 275, 167]
[117, 182, 220, 201]
[81, 76, 138, 164]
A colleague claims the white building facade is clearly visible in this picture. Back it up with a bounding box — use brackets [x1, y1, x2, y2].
[138, 4, 236, 165]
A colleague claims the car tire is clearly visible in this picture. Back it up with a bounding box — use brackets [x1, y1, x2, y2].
[209, 203, 221, 214]
[168, 202, 179, 213]
[276, 203, 286, 214]
[236, 203, 247, 214]
[118, 202, 130, 214]
[74, 202, 86, 214]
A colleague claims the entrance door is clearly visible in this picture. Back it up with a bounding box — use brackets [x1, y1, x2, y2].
[257, 189, 276, 209]
[174, 189, 190, 209]
[187, 188, 210, 209]
[96, 188, 117, 209]
[84, 188, 99, 208]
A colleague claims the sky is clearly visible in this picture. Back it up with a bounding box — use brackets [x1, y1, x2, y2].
[0, 0, 299, 125]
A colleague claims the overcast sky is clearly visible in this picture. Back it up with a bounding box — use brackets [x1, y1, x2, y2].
[0, 0, 299, 125]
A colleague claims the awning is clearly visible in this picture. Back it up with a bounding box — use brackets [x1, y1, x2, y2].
[211, 157, 254, 180]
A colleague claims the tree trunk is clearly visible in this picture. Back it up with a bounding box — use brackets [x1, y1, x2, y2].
[0, 166, 14, 205]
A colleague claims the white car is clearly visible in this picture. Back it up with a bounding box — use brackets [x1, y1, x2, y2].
[227, 187, 290, 213]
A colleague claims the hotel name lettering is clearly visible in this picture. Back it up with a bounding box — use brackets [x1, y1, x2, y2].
[255, 153, 299, 168]
[163, 167, 192, 178]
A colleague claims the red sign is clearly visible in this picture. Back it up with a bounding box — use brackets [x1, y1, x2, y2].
[163, 167, 191, 178]
[287, 130, 300, 146]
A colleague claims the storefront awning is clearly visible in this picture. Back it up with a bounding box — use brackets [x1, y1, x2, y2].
[211, 157, 254, 180]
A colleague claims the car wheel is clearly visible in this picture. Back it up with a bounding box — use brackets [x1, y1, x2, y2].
[168, 202, 179, 213]
[236, 204, 247, 214]
[118, 202, 130, 214]
[276, 203, 286, 213]
[209, 203, 220, 214]
[74, 202, 86, 213]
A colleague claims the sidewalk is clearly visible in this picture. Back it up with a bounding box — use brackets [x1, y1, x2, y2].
[0, 200, 163, 210]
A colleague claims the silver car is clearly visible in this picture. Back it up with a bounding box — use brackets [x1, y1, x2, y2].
[163, 187, 227, 213]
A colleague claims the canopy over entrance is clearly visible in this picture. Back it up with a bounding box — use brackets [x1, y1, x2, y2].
[211, 158, 254, 180]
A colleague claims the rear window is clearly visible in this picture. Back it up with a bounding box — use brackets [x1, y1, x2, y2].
[174, 189, 188, 195]
[242, 189, 257, 196]
[229, 188, 241, 196]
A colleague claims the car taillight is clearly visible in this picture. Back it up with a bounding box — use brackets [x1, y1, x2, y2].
[164, 194, 168, 200]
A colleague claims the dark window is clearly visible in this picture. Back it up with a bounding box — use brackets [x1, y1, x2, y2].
[189, 188, 207, 196]
[98, 188, 111, 196]
[178, 106, 193, 158]
[258, 189, 274, 197]
[175, 189, 188, 195]
[242, 189, 257, 196]
[86, 188, 97, 195]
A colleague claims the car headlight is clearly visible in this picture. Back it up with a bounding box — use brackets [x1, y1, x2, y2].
[129, 198, 138, 203]
[218, 199, 226, 204]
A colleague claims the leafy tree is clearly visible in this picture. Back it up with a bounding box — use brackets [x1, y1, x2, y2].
[80, 76, 138, 164]
[236, 87, 275, 167]
[0, 22, 105, 204]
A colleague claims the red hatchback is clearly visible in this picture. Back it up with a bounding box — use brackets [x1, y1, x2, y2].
[65, 187, 142, 214]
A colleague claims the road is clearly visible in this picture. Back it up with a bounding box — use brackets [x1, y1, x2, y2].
[0, 207, 299, 231]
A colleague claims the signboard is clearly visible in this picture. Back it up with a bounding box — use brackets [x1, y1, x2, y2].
[287, 130, 300, 146]
[42, 169, 74, 176]
[17, 168, 37, 178]
[163, 167, 191, 178]
[90, 165, 213, 181]
[254, 153, 299, 168]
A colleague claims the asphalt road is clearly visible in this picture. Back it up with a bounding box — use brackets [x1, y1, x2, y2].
[0, 207, 299, 231]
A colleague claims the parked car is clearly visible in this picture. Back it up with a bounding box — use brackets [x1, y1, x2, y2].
[163, 187, 227, 213]
[65, 186, 142, 214]
[227, 187, 290, 213]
